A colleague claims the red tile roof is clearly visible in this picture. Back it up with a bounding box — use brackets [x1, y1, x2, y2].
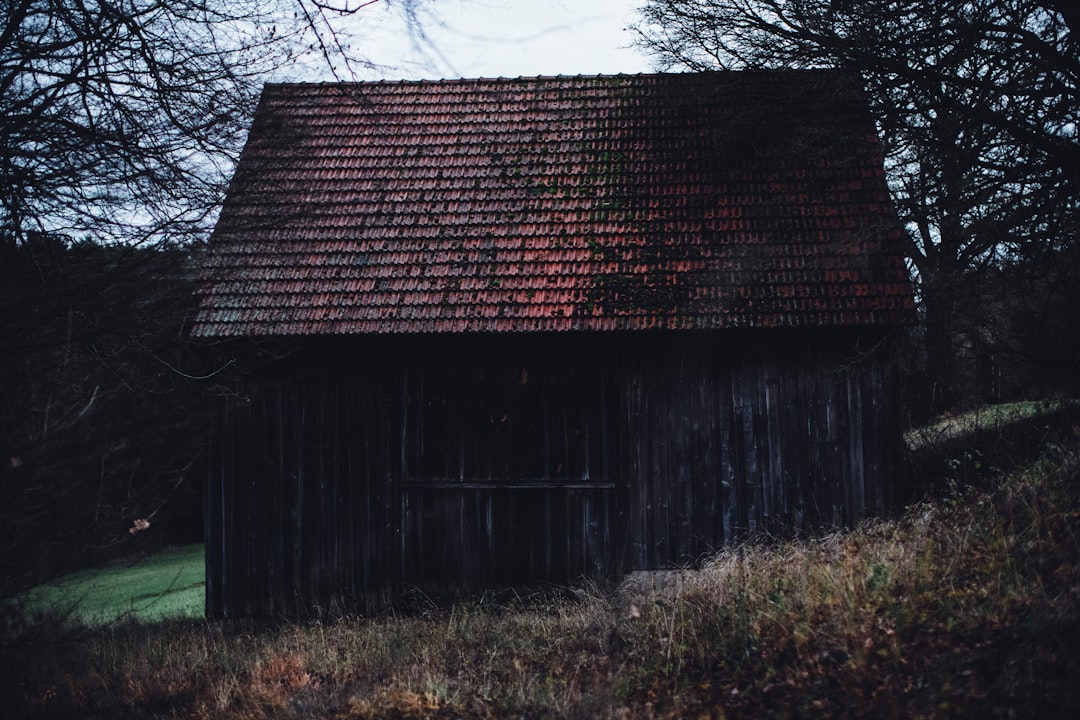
[192, 71, 914, 337]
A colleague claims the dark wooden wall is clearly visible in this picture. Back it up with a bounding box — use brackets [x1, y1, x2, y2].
[205, 330, 902, 618]
[623, 335, 899, 569]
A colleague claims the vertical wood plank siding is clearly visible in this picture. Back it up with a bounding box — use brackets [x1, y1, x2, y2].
[206, 331, 902, 617]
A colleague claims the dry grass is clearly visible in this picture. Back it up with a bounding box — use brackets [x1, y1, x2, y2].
[614, 442, 1080, 717]
[3, 433, 1079, 719]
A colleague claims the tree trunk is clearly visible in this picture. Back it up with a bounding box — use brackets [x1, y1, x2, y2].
[920, 271, 960, 413]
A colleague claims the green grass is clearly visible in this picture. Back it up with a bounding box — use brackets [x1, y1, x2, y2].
[18, 544, 204, 625]
[904, 398, 1079, 449]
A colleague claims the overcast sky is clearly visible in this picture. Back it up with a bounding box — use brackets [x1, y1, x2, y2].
[350, 0, 655, 80]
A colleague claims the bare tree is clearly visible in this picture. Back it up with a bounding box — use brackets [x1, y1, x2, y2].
[632, 0, 1079, 411]
[0, 0, 429, 248]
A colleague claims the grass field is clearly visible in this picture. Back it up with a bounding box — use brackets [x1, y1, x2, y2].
[4, 408, 1079, 718]
[17, 543, 204, 625]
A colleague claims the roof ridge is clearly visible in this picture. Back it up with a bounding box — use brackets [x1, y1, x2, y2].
[262, 68, 848, 90]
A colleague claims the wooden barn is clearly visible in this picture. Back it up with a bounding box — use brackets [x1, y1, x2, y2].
[192, 71, 915, 618]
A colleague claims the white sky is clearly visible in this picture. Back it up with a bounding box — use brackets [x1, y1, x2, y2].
[348, 0, 654, 80]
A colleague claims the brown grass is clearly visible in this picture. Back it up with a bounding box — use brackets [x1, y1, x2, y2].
[4, 434, 1079, 719]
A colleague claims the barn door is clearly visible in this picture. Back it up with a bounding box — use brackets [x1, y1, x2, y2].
[396, 351, 619, 596]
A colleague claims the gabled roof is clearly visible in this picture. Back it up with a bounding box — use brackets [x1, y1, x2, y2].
[191, 71, 914, 337]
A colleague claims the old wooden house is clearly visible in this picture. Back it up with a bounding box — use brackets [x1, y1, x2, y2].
[192, 71, 915, 618]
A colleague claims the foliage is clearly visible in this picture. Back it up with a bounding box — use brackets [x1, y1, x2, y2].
[631, 0, 1080, 411]
[3, 420, 1078, 718]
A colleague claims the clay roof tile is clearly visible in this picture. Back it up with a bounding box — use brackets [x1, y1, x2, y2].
[192, 71, 915, 337]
